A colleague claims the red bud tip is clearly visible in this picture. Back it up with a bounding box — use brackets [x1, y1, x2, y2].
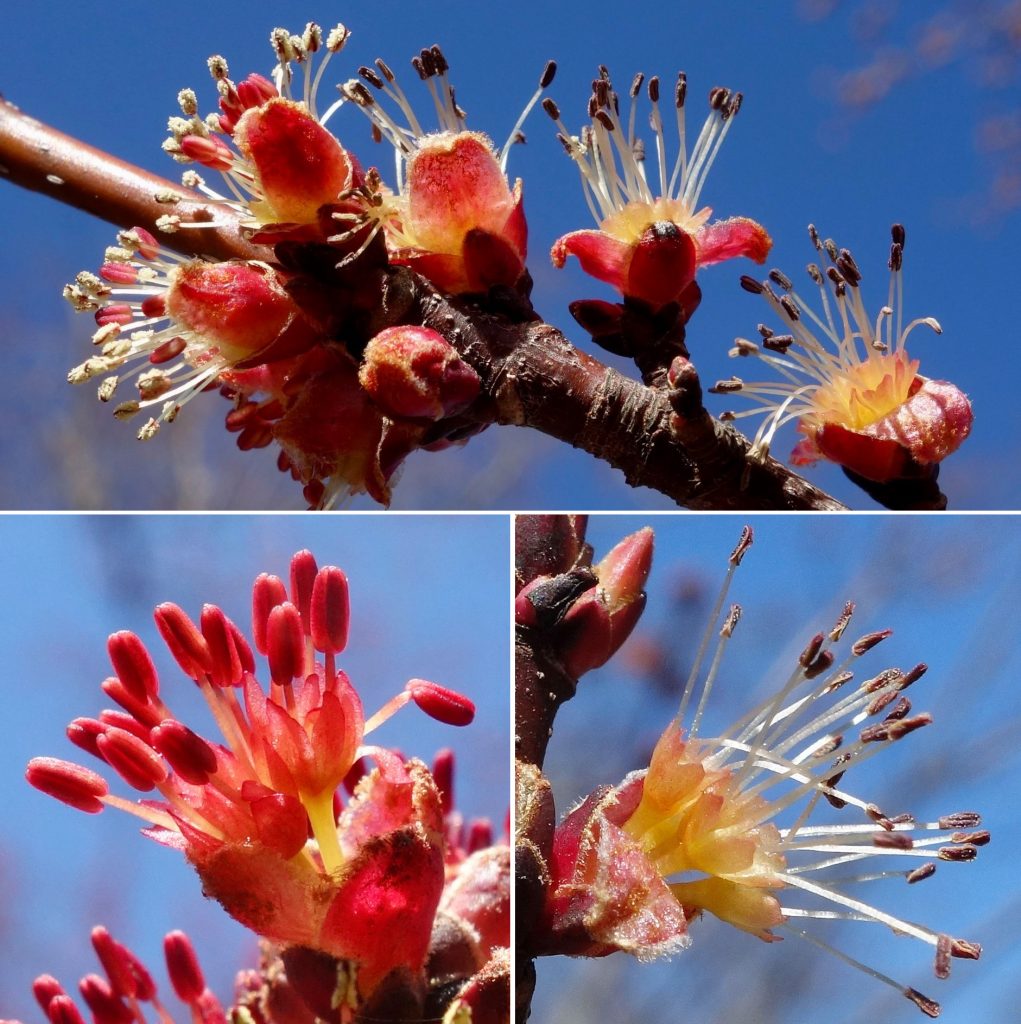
[32, 976, 66, 1014]
[153, 603, 213, 680]
[252, 573, 288, 655]
[266, 602, 306, 686]
[163, 931, 205, 1005]
[106, 631, 159, 702]
[150, 720, 218, 785]
[406, 679, 476, 726]
[432, 748, 455, 815]
[199, 605, 243, 687]
[26, 757, 108, 813]
[310, 566, 350, 654]
[467, 818, 494, 853]
[594, 527, 654, 610]
[45, 996, 86, 1024]
[96, 727, 168, 791]
[289, 550, 319, 634]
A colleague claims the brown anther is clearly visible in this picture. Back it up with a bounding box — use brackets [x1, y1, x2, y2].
[882, 696, 912, 721]
[344, 81, 374, 106]
[951, 830, 990, 846]
[889, 242, 904, 272]
[807, 262, 824, 284]
[823, 238, 839, 261]
[675, 72, 687, 108]
[896, 663, 928, 689]
[411, 55, 427, 80]
[799, 632, 824, 668]
[949, 938, 981, 960]
[874, 830, 914, 850]
[757, 323, 774, 338]
[907, 863, 937, 884]
[358, 66, 385, 89]
[375, 58, 395, 82]
[709, 86, 729, 110]
[429, 45, 449, 75]
[762, 334, 794, 354]
[729, 526, 754, 566]
[865, 803, 893, 829]
[542, 97, 561, 121]
[727, 92, 743, 117]
[808, 224, 822, 250]
[824, 774, 847, 808]
[836, 252, 862, 286]
[829, 601, 855, 641]
[768, 268, 793, 291]
[867, 690, 898, 717]
[720, 604, 741, 638]
[905, 988, 940, 1018]
[885, 713, 932, 739]
[540, 59, 558, 88]
[804, 650, 835, 680]
[598, 64, 610, 81]
[939, 811, 981, 829]
[710, 377, 744, 393]
[892, 223, 906, 246]
[812, 733, 842, 757]
[826, 266, 844, 287]
[732, 338, 759, 356]
[938, 844, 978, 862]
[822, 671, 854, 693]
[935, 934, 952, 980]
[636, 73, 649, 100]
[852, 629, 892, 655]
[595, 110, 615, 131]
[594, 78, 610, 109]
[780, 294, 800, 320]
[863, 667, 901, 693]
[739, 275, 764, 294]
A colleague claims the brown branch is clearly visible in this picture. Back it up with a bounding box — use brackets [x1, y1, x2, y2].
[0, 100, 847, 510]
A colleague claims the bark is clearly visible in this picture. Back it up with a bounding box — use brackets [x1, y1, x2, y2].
[0, 99, 847, 510]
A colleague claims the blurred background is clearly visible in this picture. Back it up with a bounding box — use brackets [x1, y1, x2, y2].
[1, 0, 1018, 509]
[0, 515, 509, 1021]
[533, 513, 1021, 1023]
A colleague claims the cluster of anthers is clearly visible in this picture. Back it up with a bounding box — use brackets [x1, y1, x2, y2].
[712, 225, 973, 482]
[548, 528, 985, 1018]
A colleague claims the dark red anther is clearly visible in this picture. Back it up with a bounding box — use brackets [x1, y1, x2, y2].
[79, 975, 134, 1024]
[107, 631, 159, 703]
[406, 679, 476, 726]
[851, 629, 892, 655]
[200, 604, 242, 687]
[798, 632, 824, 668]
[150, 720, 218, 785]
[164, 931, 206, 1005]
[131, 228, 160, 261]
[98, 710, 152, 744]
[149, 337, 187, 365]
[266, 602, 305, 686]
[96, 727, 168, 791]
[153, 603, 213, 680]
[99, 263, 139, 285]
[289, 550, 319, 635]
[26, 757, 108, 813]
[32, 976, 66, 1014]
[310, 565, 349, 654]
[252, 573, 288, 655]
[804, 649, 835, 680]
[432, 748, 455, 816]
[45, 995, 87, 1024]
[67, 718, 107, 760]
[139, 294, 167, 319]
[229, 618, 256, 675]
[467, 818, 493, 853]
[99, 677, 162, 729]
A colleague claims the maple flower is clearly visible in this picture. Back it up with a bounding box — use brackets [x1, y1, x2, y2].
[544, 528, 984, 1018]
[16, 926, 224, 1024]
[546, 70, 771, 313]
[712, 224, 974, 481]
[336, 47, 555, 293]
[26, 550, 476, 1006]
[163, 22, 359, 237]
[64, 227, 322, 439]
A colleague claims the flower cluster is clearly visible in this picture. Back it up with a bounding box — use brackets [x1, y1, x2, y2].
[542, 528, 984, 1018]
[545, 69, 771, 316]
[26, 549, 487, 1015]
[712, 225, 973, 481]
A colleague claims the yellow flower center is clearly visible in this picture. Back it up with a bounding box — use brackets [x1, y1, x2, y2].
[599, 198, 712, 244]
[810, 350, 919, 431]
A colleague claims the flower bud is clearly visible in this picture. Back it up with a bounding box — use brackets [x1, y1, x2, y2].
[359, 326, 480, 421]
[233, 98, 355, 224]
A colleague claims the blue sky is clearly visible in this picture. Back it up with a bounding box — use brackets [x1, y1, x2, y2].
[0, 514, 509, 1022]
[1, 2, 1017, 509]
[537, 514, 1021, 1023]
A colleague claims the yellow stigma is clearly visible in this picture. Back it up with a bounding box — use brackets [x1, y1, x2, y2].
[811, 350, 920, 431]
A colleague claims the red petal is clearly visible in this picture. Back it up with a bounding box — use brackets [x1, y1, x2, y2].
[694, 216, 772, 267]
[550, 230, 630, 291]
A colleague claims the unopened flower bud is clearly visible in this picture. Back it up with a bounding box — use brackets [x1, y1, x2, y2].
[359, 326, 480, 421]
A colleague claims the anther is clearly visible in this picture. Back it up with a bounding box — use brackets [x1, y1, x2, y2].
[935, 934, 952, 979]
[358, 66, 385, 89]
[375, 58, 395, 82]
[851, 629, 892, 655]
[542, 97, 561, 121]
[721, 604, 741, 638]
[938, 844, 978, 862]
[907, 863, 937, 884]
[739, 275, 764, 294]
[710, 377, 744, 393]
[799, 632, 825, 668]
[540, 60, 558, 89]
[729, 525, 754, 566]
[874, 831, 914, 850]
[939, 811, 981, 829]
[646, 75, 658, 102]
[675, 72, 687, 108]
[780, 295, 800, 320]
[891, 223, 906, 247]
[768, 268, 793, 291]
